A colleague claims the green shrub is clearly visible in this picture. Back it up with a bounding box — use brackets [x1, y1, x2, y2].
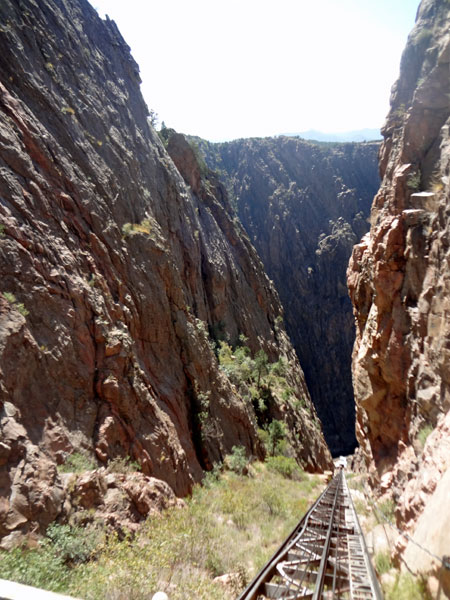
[269, 357, 287, 377]
[0, 544, 69, 592]
[218, 340, 253, 384]
[265, 456, 304, 480]
[148, 109, 158, 127]
[3, 292, 17, 304]
[253, 349, 269, 389]
[45, 523, 103, 565]
[407, 171, 421, 191]
[16, 302, 29, 316]
[417, 423, 433, 449]
[260, 485, 287, 517]
[392, 103, 406, 121]
[0, 524, 102, 592]
[202, 463, 222, 487]
[217, 338, 295, 420]
[157, 122, 176, 147]
[3, 292, 29, 317]
[225, 446, 248, 475]
[188, 140, 210, 177]
[58, 452, 96, 473]
[281, 387, 293, 403]
[413, 28, 432, 46]
[374, 550, 392, 575]
[292, 396, 307, 410]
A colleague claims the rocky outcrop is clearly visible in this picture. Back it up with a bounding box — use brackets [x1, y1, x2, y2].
[0, 0, 331, 544]
[62, 468, 184, 537]
[348, 0, 450, 590]
[195, 136, 380, 455]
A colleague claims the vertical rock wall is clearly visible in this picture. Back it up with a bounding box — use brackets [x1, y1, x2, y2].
[348, 0, 450, 589]
[0, 0, 331, 544]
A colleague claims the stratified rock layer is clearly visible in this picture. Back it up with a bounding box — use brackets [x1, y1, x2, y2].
[348, 0, 450, 591]
[196, 136, 380, 455]
[0, 0, 331, 544]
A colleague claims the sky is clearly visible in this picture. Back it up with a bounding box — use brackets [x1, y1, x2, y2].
[89, 0, 420, 142]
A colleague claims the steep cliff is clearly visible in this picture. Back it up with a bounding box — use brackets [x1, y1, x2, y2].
[195, 136, 380, 455]
[0, 0, 331, 545]
[348, 0, 450, 590]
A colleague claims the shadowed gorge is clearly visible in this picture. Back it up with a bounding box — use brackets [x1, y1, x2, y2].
[194, 136, 380, 455]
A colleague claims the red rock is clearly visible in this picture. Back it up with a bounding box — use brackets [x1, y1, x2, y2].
[0, 0, 332, 543]
[348, 0, 450, 586]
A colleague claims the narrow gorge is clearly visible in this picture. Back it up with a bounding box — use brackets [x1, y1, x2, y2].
[0, 0, 449, 596]
[194, 135, 380, 455]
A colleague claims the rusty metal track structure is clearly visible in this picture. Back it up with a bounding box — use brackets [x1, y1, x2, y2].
[237, 470, 382, 599]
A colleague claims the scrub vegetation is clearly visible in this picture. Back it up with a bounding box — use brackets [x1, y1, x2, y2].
[0, 462, 322, 600]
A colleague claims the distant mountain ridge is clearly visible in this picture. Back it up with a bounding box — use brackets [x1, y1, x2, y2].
[282, 128, 382, 143]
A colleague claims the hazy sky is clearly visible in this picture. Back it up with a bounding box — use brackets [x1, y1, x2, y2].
[89, 0, 419, 141]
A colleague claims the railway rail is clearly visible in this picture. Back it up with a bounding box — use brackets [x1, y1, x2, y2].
[238, 469, 382, 599]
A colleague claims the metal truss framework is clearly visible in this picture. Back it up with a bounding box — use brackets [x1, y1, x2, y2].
[237, 470, 383, 599]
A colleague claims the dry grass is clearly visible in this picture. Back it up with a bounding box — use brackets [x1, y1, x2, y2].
[0, 463, 322, 600]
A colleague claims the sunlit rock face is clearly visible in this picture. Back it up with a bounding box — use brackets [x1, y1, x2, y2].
[348, 0, 450, 589]
[196, 136, 380, 456]
[0, 0, 332, 545]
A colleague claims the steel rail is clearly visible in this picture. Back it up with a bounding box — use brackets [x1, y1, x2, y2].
[237, 469, 383, 600]
[236, 474, 338, 600]
[343, 474, 383, 599]
[311, 471, 342, 600]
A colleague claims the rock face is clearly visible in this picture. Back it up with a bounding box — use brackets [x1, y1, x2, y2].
[196, 136, 380, 455]
[0, 0, 331, 544]
[348, 0, 450, 590]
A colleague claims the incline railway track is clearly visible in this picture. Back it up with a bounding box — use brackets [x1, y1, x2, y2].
[238, 469, 382, 599]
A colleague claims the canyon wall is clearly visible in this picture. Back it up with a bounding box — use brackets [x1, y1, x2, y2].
[347, 0, 450, 590]
[0, 0, 331, 546]
[196, 136, 380, 455]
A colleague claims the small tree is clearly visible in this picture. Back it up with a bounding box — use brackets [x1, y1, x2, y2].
[266, 420, 286, 456]
[148, 109, 158, 128]
[158, 122, 176, 146]
[253, 349, 269, 389]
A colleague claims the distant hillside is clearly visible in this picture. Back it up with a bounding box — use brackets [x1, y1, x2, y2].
[282, 128, 382, 143]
